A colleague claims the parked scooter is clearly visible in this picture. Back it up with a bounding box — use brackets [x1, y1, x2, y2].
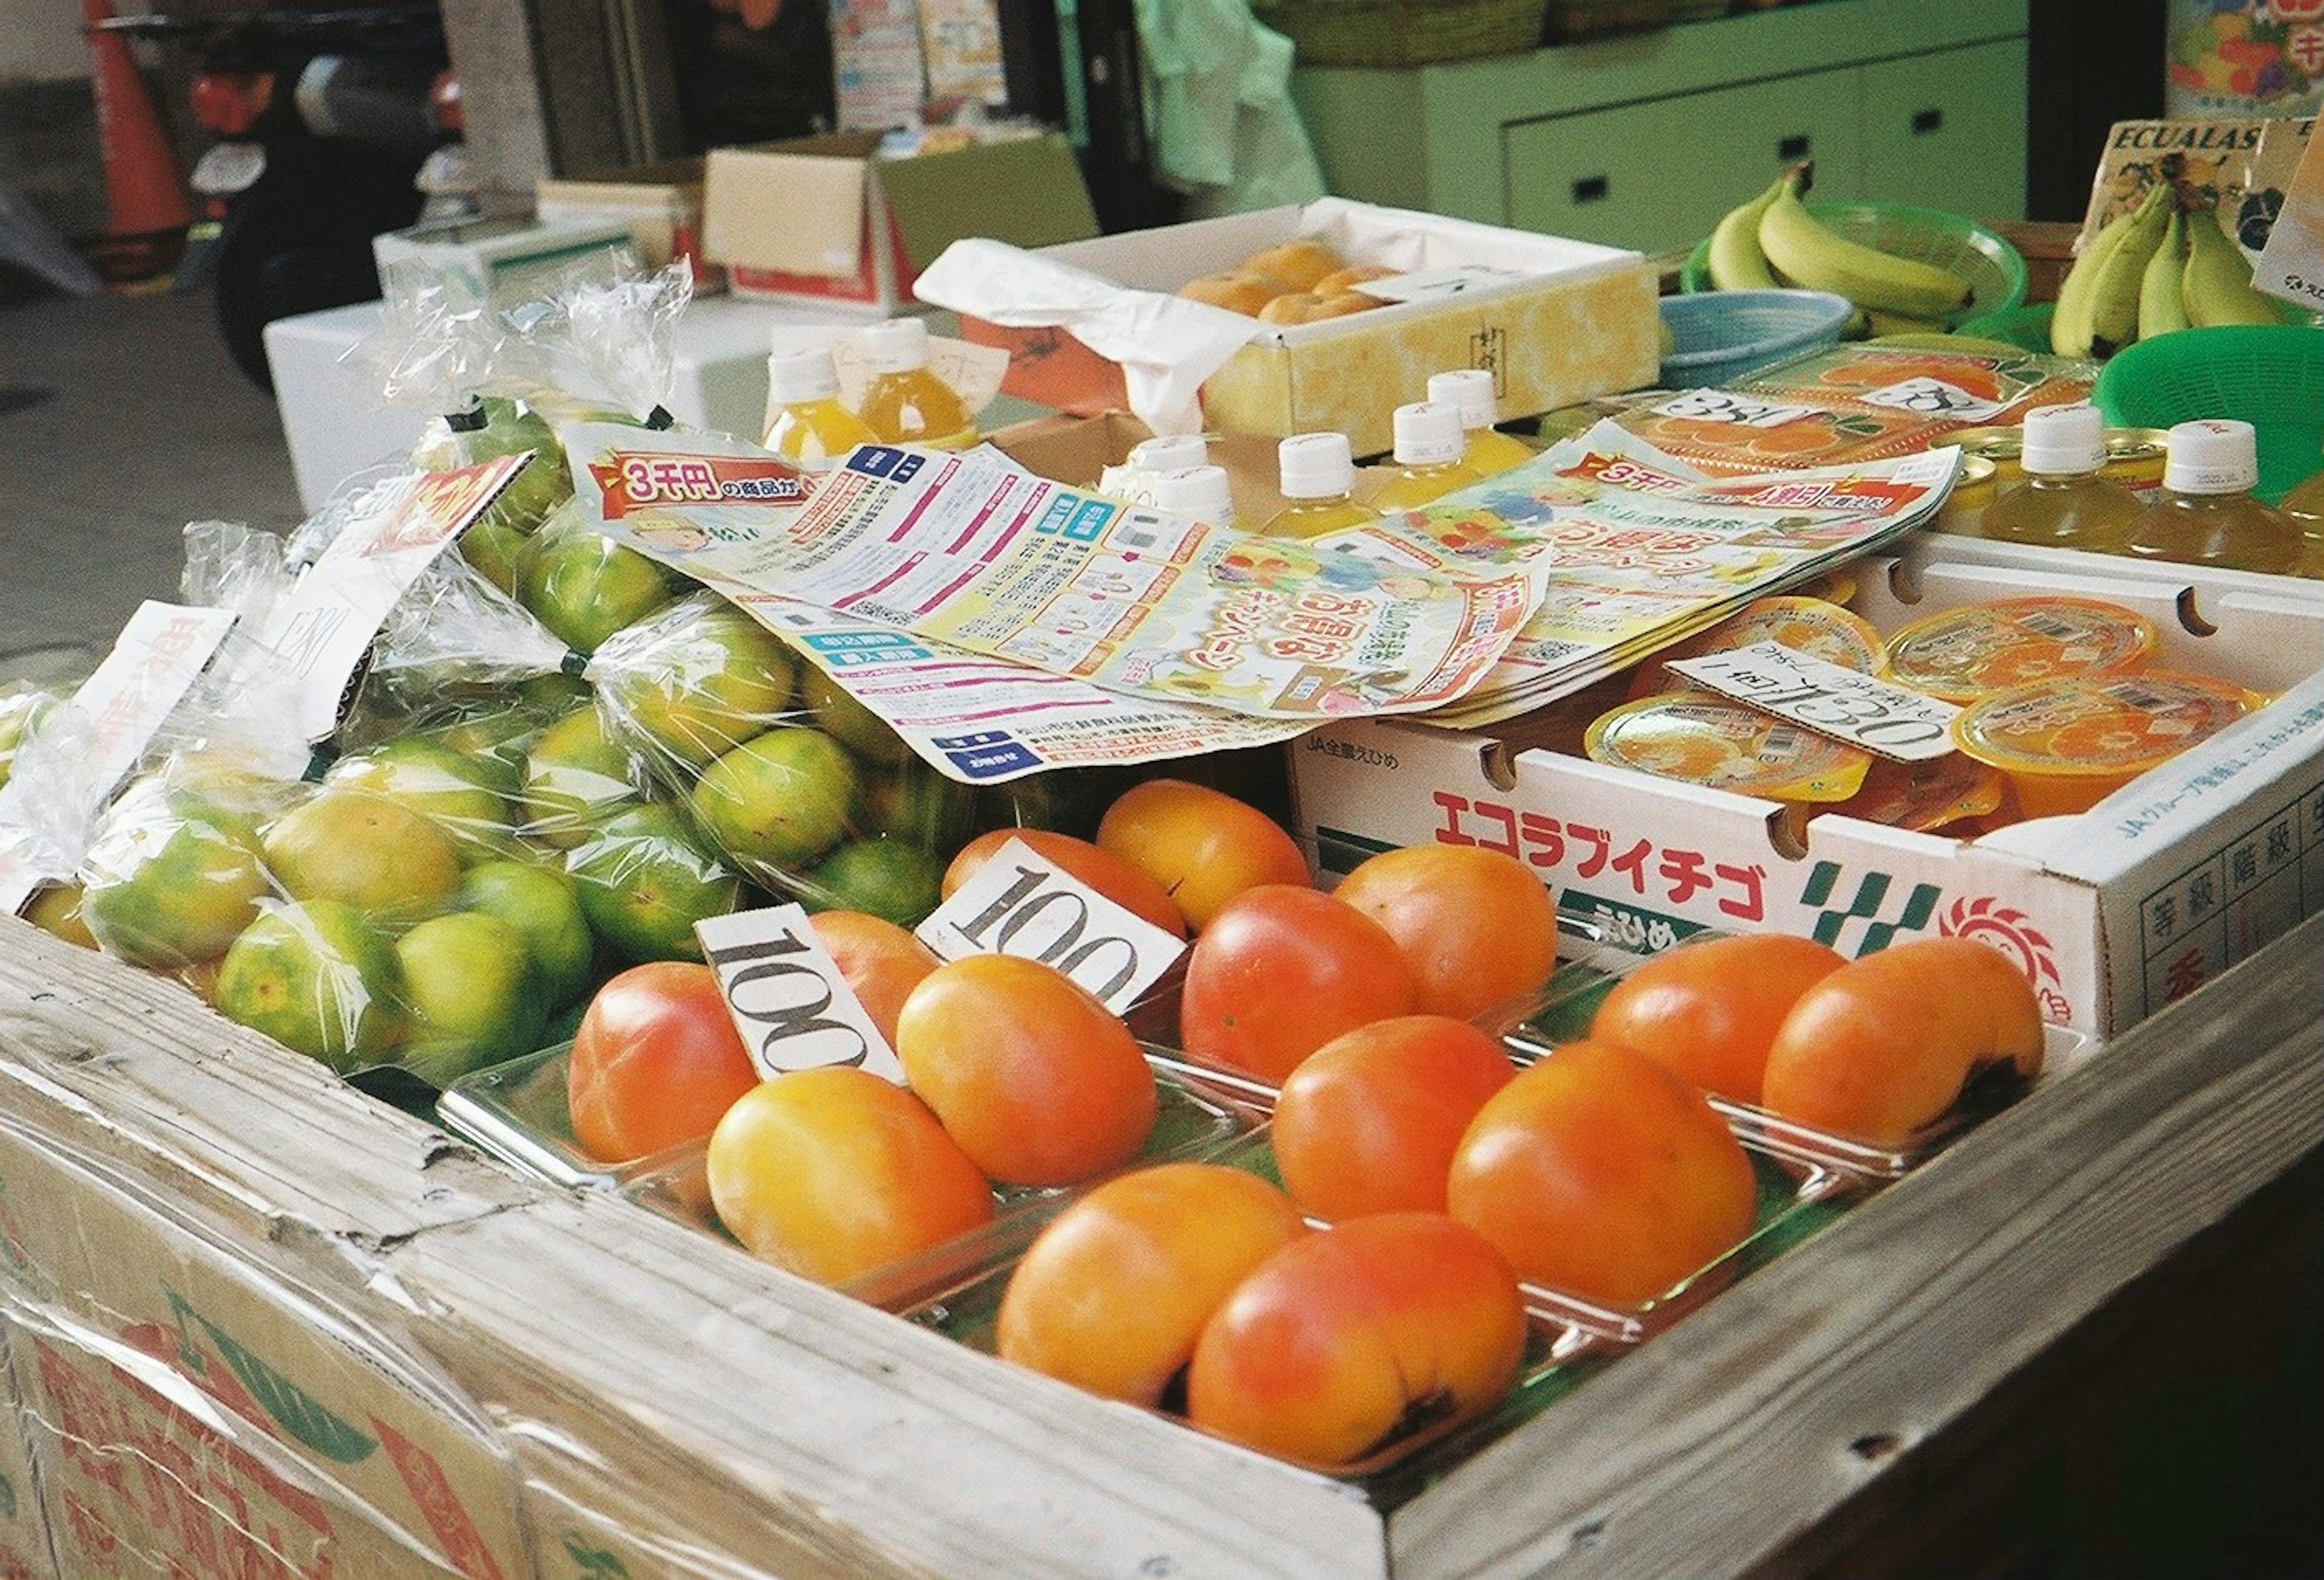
[91, 2, 470, 392]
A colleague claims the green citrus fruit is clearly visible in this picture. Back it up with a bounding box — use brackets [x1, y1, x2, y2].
[393, 911, 551, 1087]
[802, 837, 945, 926]
[520, 705, 640, 848]
[592, 600, 798, 771]
[799, 667, 908, 765]
[324, 736, 518, 860]
[456, 857, 597, 1011]
[80, 778, 273, 969]
[691, 727, 859, 876]
[565, 802, 743, 963]
[517, 528, 676, 655]
[214, 899, 407, 1072]
[261, 786, 462, 926]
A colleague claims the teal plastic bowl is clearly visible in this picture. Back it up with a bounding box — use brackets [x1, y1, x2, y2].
[1682, 201, 2029, 329]
[1658, 289, 1856, 388]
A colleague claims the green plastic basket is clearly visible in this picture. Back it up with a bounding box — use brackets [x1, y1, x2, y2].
[2093, 323, 2324, 504]
[1682, 200, 2029, 329]
[1951, 301, 2056, 354]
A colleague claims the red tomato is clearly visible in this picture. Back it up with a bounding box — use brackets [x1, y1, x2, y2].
[1176, 883, 1417, 1083]
[1270, 1015, 1516, 1219]
[1186, 1211, 1528, 1467]
[941, 827, 1189, 938]
[1588, 932, 1849, 1104]
[1095, 778, 1310, 931]
[568, 960, 760, 1162]
[804, 908, 940, 1051]
[1330, 844, 1560, 1021]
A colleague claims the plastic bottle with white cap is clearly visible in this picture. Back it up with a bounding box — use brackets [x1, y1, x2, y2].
[1978, 402, 2143, 549]
[2118, 418, 2302, 575]
[856, 318, 980, 450]
[1428, 368, 1536, 475]
[1371, 401, 1486, 510]
[763, 346, 878, 470]
[1151, 464, 1241, 529]
[1126, 433, 1210, 474]
[1259, 431, 1382, 539]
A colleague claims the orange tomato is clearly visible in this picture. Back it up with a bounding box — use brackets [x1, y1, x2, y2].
[568, 960, 761, 1162]
[1270, 1016, 1516, 1220]
[705, 1066, 996, 1286]
[995, 1162, 1309, 1406]
[1186, 1211, 1528, 1467]
[1760, 934, 2045, 1144]
[804, 909, 940, 1050]
[1094, 778, 1311, 932]
[1448, 1038, 1759, 1307]
[1176, 883, 1418, 1084]
[1330, 844, 1560, 1020]
[940, 826, 1188, 938]
[894, 954, 1158, 1187]
[1587, 932, 1849, 1104]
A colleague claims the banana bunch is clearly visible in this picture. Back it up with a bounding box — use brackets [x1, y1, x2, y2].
[1704, 163, 1974, 326]
[2050, 183, 2283, 358]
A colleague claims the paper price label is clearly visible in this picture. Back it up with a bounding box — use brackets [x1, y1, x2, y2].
[916, 838, 1187, 1012]
[696, 905, 906, 1082]
[1667, 639, 1962, 762]
[1857, 376, 2011, 422]
[1355, 263, 1534, 303]
[1651, 390, 1821, 428]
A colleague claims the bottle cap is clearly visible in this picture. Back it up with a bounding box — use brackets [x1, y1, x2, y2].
[2018, 402, 2106, 476]
[2163, 418, 2260, 495]
[1151, 464, 1235, 525]
[1427, 369, 1498, 432]
[864, 317, 932, 374]
[1278, 431, 1356, 499]
[1393, 401, 1466, 467]
[769, 347, 842, 405]
[1127, 433, 1209, 473]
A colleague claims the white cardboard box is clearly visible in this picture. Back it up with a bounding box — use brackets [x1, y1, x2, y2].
[370, 214, 642, 312]
[1290, 537, 2324, 1038]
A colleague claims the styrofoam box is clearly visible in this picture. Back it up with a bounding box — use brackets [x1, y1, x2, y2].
[1290, 535, 2324, 1038]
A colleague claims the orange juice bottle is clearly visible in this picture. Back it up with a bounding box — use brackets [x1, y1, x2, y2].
[857, 318, 980, 450]
[1979, 402, 2144, 549]
[1126, 433, 1210, 475]
[1428, 369, 1536, 475]
[1259, 432, 1381, 539]
[1151, 463, 1242, 529]
[1371, 401, 1485, 510]
[764, 347, 878, 470]
[2118, 419, 2303, 575]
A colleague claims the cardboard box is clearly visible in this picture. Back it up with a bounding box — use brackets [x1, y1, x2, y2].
[536, 157, 725, 290]
[700, 129, 1098, 312]
[946, 200, 1658, 457]
[1289, 537, 2324, 1038]
[371, 214, 643, 312]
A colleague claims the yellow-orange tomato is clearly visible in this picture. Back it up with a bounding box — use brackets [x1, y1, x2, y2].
[894, 954, 1158, 1187]
[1760, 934, 2046, 1144]
[1330, 844, 1560, 1021]
[1588, 932, 1849, 1105]
[1186, 1211, 1528, 1467]
[1177, 883, 1418, 1084]
[1094, 778, 1311, 932]
[804, 908, 940, 1050]
[996, 1162, 1309, 1406]
[569, 960, 761, 1163]
[940, 826, 1188, 938]
[1271, 1016, 1516, 1220]
[1448, 1039, 1759, 1308]
[705, 1066, 996, 1287]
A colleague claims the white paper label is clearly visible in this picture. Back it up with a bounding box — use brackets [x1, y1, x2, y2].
[1857, 376, 2011, 423]
[1355, 263, 1535, 303]
[1651, 390, 1821, 428]
[1667, 639, 1963, 762]
[695, 904, 906, 1082]
[915, 837, 1186, 1012]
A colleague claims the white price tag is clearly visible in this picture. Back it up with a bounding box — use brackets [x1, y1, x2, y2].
[1651, 389, 1821, 428]
[1857, 376, 2011, 422]
[915, 838, 1187, 1012]
[695, 904, 906, 1082]
[1352, 263, 1534, 303]
[1667, 639, 1963, 762]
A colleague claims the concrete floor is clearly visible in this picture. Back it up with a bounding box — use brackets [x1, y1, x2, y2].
[0, 280, 307, 686]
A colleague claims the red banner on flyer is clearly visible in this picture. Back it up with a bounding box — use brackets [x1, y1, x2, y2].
[588, 449, 812, 517]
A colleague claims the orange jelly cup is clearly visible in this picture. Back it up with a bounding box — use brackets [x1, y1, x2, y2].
[1585, 691, 1874, 804]
[1883, 596, 2161, 704]
[1948, 669, 2265, 819]
[1628, 595, 1886, 701]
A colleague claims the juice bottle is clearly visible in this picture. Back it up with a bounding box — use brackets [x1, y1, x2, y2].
[1978, 402, 2144, 549]
[2277, 453, 2324, 577]
[1258, 432, 1382, 540]
[1150, 463, 1241, 529]
[856, 318, 980, 450]
[1370, 401, 1485, 510]
[1125, 433, 1210, 475]
[2118, 419, 2303, 575]
[1428, 369, 1536, 475]
[763, 347, 878, 470]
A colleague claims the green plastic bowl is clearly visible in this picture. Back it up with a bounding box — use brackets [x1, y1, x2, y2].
[2093, 323, 2324, 504]
[1682, 200, 2029, 329]
[1951, 301, 2056, 354]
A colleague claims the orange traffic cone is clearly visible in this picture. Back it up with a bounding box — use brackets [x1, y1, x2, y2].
[81, 0, 194, 286]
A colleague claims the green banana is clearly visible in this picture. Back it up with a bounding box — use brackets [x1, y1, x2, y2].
[2086, 183, 2177, 355]
[1705, 170, 1787, 291]
[2137, 206, 2191, 341]
[2051, 182, 2170, 358]
[1755, 166, 1972, 320]
[2182, 204, 2283, 327]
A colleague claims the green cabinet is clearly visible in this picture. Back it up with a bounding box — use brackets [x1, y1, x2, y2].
[1290, 0, 2029, 256]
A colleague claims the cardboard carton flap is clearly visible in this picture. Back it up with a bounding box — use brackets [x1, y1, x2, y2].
[881, 133, 1099, 274]
[702, 140, 876, 277]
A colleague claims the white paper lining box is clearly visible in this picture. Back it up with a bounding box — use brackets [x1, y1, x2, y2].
[536, 157, 726, 291]
[1288, 536, 2324, 1038]
[370, 214, 642, 312]
[930, 198, 1660, 457]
